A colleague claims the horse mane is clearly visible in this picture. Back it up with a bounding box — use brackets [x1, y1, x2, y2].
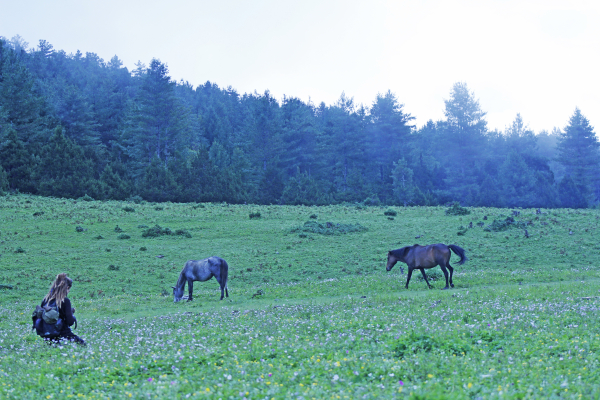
[390, 248, 406, 257]
[175, 268, 187, 288]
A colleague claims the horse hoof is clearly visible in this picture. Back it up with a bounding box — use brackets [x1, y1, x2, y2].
[450, 284, 454, 288]
[441, 286, 449, 290]
[187, 298, 193, 302]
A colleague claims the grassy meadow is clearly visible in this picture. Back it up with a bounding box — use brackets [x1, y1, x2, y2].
[1, 194, 600, 399]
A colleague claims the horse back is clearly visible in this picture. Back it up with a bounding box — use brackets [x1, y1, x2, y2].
[185, 257, 224, 282]
[410, 244, 449, 267]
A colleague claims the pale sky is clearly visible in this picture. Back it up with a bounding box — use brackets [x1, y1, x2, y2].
[2, 0, 599, 133]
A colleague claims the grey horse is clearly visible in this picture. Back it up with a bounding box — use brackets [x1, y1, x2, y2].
[172, 256, 229, 302]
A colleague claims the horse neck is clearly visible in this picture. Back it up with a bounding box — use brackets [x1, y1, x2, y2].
[175, 271, 187, 289]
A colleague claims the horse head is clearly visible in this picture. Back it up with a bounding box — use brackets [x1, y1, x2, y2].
[386, 251, 398, 272]
[386, 248, 406, 273]
[172, 285, 184, 303]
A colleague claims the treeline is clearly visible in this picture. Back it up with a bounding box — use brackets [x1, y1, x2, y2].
[1, 36, 599, 207]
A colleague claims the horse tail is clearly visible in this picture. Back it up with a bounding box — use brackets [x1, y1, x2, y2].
[220, 258, 229, 289]
[448, 244, 467, 265]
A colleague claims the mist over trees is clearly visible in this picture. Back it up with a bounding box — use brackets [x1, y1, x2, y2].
[1, 36, 599, 208]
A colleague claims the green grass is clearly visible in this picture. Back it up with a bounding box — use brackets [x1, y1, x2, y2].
[1, 194, 600, 398]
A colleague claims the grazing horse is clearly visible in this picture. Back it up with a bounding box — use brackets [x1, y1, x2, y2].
[172, 256, 229, 302]
[386, 244, 467, 290]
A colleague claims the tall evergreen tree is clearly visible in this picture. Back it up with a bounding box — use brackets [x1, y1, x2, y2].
[556, 108, 600, 203]
[121, 59, 192, 176]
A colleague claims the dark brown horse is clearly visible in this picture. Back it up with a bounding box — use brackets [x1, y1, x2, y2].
[386, 244, 467, 290]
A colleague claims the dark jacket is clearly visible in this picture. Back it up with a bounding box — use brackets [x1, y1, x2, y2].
[41, 297, 77, 334]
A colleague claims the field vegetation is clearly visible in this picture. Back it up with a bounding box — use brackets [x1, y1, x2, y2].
[1, 194, 600, 398]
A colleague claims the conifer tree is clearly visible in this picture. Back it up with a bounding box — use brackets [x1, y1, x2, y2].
[556, 108, 600, 203]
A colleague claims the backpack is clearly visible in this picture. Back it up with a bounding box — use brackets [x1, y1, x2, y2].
[32, 301, 63, 338]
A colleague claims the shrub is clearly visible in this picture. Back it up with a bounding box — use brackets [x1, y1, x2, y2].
[142, 225, 172, 238]
[384, 209, 397, 216]
[75, 226, 85, 232]
[15, 247, 25, 253]
[416, 269, 444, 282]
[387, 217, 395, 221]
[123, 206, 135, 212]
[309, 214, 318, 219]
[114, 225, 123, 233]
[108, 265, 120, 271]
[79, 194, 94, 202]
[445, 202, 471, 216]
[363, 195, 381, 206]
[249, 212, 261, 219]
[484, 216, 528, 232]
[291, 221, 368, 236]
[33, 211, 44, 217]
[137, 225, 148, 229]
[139, 246, 147, 251]
[457, 226, 468, 236]
[154, 206, 164, 211]
[117, 234, 131, 240]
[128, 195, 143, 204]
[174, 229, 192, 238]
[94, 235, 104, 240]
[192, 204, 205, 209]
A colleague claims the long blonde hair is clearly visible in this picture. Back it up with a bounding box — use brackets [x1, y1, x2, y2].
[43, 273, 73, 308]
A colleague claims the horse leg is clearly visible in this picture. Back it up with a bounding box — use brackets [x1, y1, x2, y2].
[225, 284, 229, 298]
[447, 264, 454, 288]
[187, 279, 193, 301]
[219, 280, 225, 300]
[405, 267, 414, 289]
[419, 268, 433, 289]
[439, 265, 450, 290]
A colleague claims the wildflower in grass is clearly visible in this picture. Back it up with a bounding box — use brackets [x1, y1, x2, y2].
[148, 378, 153, 382]
[399, 380, 403, 385]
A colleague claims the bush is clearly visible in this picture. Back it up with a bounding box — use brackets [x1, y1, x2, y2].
[363, 195, 381, 206]
[75, 226, 85, 232]
[137, 225, 148, 229]
[174, 229, 192, 238]
[123, 206, 135, 212]
[445, 202, 471, 216]
[94, 235, 104, 240]
[128, 195, 143, 204]
[154, 206, 164, 211]
[192, 204, 205, 209]
[79, 194, 94, 202]
[249, 212, 261, 219]
[384, 209, 397, 216]
[117, 234, 131, 240]
[140, 246, 147, 251]
[309, 214, 318, 219]
[416, 269, 444, 282]
[114, 225, 123, 233]
[33, 211, 44, 217]
[290, 221, 368, 236]
[15, 247, 25, 253]
[108, 265, 120, 271]
[142, 225, 172, 238]
[484, 216, 528, 232]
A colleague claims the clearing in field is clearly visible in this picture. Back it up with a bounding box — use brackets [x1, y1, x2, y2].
[1, 195, 600, 398]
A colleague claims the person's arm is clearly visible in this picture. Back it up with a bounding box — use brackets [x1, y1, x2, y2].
[62, 298, 76, 327]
